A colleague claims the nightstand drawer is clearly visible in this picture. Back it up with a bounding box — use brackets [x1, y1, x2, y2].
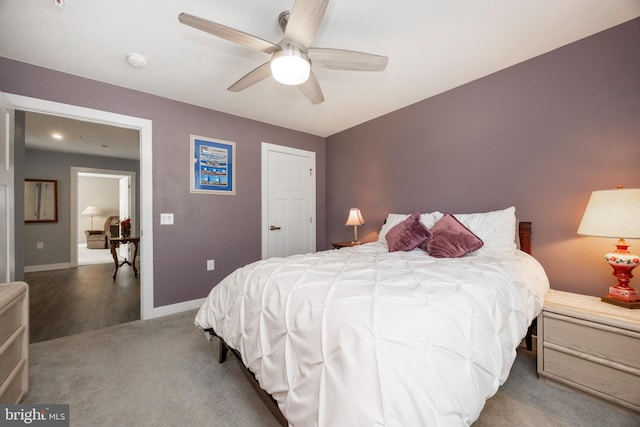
[544, 313, 640, 369]
[544, 347, 640, 408]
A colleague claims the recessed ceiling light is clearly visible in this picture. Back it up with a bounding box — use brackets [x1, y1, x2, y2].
[127, 53, 148, 68]
[51, 133, 63, 140]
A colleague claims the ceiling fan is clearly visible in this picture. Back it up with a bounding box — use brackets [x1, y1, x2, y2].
[178, 0, 388, 105]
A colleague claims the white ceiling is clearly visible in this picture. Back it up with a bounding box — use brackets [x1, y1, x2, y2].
[24, 111, 140, 160]
[2, 0, 639, 139]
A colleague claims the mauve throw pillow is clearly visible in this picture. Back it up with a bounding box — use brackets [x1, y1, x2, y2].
[424, 213, 484, 258]
[386, 212, 433, 252]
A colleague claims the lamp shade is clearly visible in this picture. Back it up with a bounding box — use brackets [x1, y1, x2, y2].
[577, 188, 640, 238]
[345, 208, 365, 226]
[270, 47, 311, 86]
[82, 206, 102, 216]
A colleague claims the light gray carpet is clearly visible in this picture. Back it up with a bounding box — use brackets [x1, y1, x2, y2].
[25, 310, 640, 426]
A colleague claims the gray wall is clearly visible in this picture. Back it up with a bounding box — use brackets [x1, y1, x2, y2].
[0, 57, 327, 307]
[326, 18, 640, 297]
[23, 149, 139, 267]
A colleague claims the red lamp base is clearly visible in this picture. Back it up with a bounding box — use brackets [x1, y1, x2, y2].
[602, 284, 640, 308]
[601, 239, 640, 309]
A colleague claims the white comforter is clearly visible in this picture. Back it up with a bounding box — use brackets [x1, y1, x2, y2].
[195, 243, 549, 426]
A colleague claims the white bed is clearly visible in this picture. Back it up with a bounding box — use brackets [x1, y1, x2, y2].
[195, 208, 549, 426]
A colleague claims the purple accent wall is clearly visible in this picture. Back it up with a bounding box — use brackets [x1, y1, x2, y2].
[326, 18, 640, 297]
[0, 58, 326, 307]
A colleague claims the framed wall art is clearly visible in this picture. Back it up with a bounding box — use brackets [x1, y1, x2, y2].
[25, 179, 58, 222]
[190, 135, 236, 195]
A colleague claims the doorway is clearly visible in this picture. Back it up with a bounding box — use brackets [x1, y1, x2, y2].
[8, 93, 155, 320]
[74, 169, 136, 266]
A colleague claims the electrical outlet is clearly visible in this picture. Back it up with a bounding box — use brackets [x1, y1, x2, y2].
[207, 259, 215, 271]
[37, 242, 44, 249]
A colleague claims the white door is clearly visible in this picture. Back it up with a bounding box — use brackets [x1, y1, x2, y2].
[0, 91, 14, 282]
[262, 143, 315, 259]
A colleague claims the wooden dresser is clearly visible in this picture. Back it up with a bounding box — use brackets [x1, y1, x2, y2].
[537, 289, 640, 412]
[0, 282, 29, 403]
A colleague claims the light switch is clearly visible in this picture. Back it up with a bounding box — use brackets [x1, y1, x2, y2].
[160, 213, 174, 225]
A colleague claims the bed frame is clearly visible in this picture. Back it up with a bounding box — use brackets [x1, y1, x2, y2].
[205, 221, 534, 426]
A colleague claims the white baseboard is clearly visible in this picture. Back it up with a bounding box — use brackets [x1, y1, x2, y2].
[24, 263, 71, 273]
[152, 297, 205, 319]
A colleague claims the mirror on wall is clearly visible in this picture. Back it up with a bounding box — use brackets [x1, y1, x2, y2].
[24, 179, 58, 223]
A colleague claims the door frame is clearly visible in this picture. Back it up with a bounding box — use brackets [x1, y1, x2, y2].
[0, 91, 14, 282]
[261, 142, 316, 259]
[71, 168, 136, 266]
[7, 94, 155, 320]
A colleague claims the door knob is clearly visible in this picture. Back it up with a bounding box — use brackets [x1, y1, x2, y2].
[270, 226, 282, 231]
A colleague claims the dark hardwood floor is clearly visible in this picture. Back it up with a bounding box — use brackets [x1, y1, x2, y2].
[25, 262, 140, 343]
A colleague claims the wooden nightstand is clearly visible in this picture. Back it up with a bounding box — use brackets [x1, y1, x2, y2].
[331, 241, 357, 249]
[537, 289, 640, 412]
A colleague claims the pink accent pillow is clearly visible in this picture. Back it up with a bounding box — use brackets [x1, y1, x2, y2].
[424, 213, 484, 258]
[386, 212, 433, 252]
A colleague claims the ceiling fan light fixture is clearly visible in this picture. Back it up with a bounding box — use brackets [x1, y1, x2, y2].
[270, 47, 310, 86]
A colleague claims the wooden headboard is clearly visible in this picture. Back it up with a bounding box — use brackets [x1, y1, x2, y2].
[519, 222, 532, 255]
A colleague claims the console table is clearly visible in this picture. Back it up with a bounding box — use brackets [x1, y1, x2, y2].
[109, 236, 140, 280]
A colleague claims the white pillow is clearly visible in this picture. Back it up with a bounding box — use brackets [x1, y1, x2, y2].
[420, 211, 444, 228]
[452, 207, 517, 254]
[377, 212, 443, 244]
[377, 213, 409, 244]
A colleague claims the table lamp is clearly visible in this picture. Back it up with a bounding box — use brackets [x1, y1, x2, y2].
[82, 206, 102, 229]
[345, 208, 365, 244]
[577, 186, 640, 308]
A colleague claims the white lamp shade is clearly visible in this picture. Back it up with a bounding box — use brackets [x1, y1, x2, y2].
[345, 208, 365, 226]
[82, 206, 102, 215]
[577, 188, 640, 238]
[270, 47, 311, 86]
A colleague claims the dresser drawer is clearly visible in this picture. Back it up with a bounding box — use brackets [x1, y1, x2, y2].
[0, 282, 29, 404]
[544, 313, 640, 370]
[0, 296, 22, 345]
[0, 328, 25, 384]
[544, 347, 640, 408]
[0, 360, 27, 404]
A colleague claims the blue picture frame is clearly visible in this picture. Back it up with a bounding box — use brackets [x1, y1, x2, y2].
[190, 135, 236, 195]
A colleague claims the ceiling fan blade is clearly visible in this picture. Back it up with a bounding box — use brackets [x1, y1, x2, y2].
[179, 13, 279, 54]
[308, 48, 388, 71]
[228, 61, 273, 92]
[284, 0, 330, 50]
[297, 72, 324, 105]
